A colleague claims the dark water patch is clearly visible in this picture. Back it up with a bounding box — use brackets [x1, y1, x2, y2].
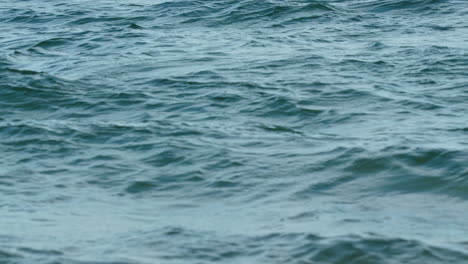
[128, 23, 144, 30]
[206, 92, 244, 106]
[352, 0, 449, 13]
[299, 235, 468, 264]
[17, 247, 63, 256]
[123, 170, 206, 195]
[0, 249, 21, 261]
[33, 38, 71, 49]
[0, 69, 94, 115]
[382, 149, 468, 198]
[258, 123, 304, 135]
[4, 9, 50, 24]
[342, 148, 468, 199]
[243, 94, 324, 121]
[125, 180, 158, 194]
[399, 99, 443, 111]
[69, 16, 130, 26]
[393, 148, 463, 168]
[294, 146, 468, 200]
[5, 68, 43, 75]
[142, 149, 188, 168]
[427, 24, 454, 31]
[448, 127, 468, 133]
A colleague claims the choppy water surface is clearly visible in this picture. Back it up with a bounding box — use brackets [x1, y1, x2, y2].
[1, 0, 468, 263]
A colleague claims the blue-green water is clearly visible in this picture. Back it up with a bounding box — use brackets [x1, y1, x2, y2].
[1, 0, 468, 263]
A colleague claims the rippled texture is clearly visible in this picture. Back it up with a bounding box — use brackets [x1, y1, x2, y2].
[1, 0, 468, 263]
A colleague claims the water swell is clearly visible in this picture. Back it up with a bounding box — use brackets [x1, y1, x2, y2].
[1, 0, 468, 263]
[145, 0, 339, 27]
[117, 229, 468, 264]
[350, 0, 450, 13]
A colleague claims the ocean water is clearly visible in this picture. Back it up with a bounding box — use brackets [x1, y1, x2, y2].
[1, 0, 468, 263]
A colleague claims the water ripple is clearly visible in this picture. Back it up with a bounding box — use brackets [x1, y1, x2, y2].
[1, 0, 468, 263]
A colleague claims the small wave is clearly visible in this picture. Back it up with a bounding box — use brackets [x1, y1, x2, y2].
[33, 38, 70, 49]
[123, 170, 206, 195]
[351, 0, 448, 13]
[17, 247, 63, 256]
[119, 228, 468, 263]
[147, 0, 339, 27]
[242, 94, 324, 120]
[0, 67, 91, 113]
[293, 146, 468, 200]
[348, 147, 468, 198]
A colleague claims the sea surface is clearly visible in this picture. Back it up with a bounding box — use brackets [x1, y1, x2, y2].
[1, 0, 467, 263]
